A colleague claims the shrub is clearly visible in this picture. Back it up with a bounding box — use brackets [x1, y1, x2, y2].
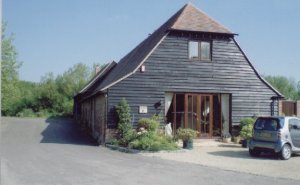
[240, 117, 255, 129]
[240, 124, 253, 140]
[36, 109, 51, 117]
[129, 132, 177, 151]
[112, 106, 177, 151]
[110, 138, 119, 146]
[239, 117, 255, 140]
[16, 108, 36, 117]
[116, 98, 135, 146]
[138, 118, 159, 132]
[176, 128, 198, 142]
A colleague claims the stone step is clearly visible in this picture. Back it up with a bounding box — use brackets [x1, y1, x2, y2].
[177, 138, 240, 147]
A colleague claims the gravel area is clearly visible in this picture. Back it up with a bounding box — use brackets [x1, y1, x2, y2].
[141, 142, 300, 180]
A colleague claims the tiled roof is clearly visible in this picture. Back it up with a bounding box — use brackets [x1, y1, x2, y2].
[95, 3, 184, 92]
[78, 3, 236, 94]
[171, 3, 233, 34]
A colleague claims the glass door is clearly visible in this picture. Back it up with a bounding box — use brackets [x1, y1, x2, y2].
[185, 94, 213, 137]
[200, 95, 213, 137]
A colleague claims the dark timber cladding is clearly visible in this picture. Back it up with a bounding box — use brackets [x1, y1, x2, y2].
[74, 3, 283, 142]
[107, 31, 281, 127]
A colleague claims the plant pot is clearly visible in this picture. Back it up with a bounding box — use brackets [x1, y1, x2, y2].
[242, 139, 249, 148]
[183, 140, 193, 149]
[222, 137, 231, 143]
[233, 136, 241, 144]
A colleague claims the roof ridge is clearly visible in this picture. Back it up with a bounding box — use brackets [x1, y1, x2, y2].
[77, 61, 116, 94]
[171, 3, 234, 34]
[188, 3, 233, 33]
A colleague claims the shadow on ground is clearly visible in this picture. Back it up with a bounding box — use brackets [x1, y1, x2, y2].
[218, 144, 243, 148]
[208, 150, 286, 160]
[40, 117, 97, 146]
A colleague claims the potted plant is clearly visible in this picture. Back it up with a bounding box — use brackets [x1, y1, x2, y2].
[233, 136, 241, 144]
[239, 118, 255, 147]
[222, 133, 231, 143]
[176, 128, 198, 149]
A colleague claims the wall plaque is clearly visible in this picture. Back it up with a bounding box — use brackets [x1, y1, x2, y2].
[139, 106, 148, 114]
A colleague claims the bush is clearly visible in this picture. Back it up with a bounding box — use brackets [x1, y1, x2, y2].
[110, 138, 119, 146]
[113, 100, 178, 151]
[176, 128, 198, 142]
[36, 109, 51, 117]
[239, 117, 255, 140]
[129, 132, 177, 151]
[240, 117, 255, 129]
[116, 98, 135, 146]
[240, 124, 253, 140]
[16, 108, 35, 117]
[138, 118, 159, 132]
[128, 117, 177, 151]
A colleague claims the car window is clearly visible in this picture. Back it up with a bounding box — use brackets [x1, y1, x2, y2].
[254, 118, 280, 131]
[289, 118, 300, 130]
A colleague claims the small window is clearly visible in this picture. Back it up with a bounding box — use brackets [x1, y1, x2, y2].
[188, 41, 211, 61]
[189, 41, 199, 59]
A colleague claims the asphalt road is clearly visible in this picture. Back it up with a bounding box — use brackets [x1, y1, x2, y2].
[1, 117, 299, 185]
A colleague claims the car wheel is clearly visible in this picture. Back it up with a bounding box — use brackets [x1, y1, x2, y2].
[249, 149, 260, 157]
[280, 144, 292, 160]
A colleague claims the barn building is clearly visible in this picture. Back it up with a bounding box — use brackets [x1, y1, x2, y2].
[74, 3, 283, 144]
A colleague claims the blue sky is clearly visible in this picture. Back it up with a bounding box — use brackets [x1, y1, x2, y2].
[3, 0, 300, 82]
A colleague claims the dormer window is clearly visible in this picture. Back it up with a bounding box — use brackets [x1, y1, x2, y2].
[188, 41, 211, 61]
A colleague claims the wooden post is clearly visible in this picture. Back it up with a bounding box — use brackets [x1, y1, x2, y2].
[278, 100, 283, 116]
[184, 94, 188, 128]
[197, 95, 201, 136]
[209, 95, 213, 138]
[173, 94, 177, 135]
[297, 101, 300, 118]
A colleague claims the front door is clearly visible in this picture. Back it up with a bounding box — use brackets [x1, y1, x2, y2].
[184, 94, 213, 137]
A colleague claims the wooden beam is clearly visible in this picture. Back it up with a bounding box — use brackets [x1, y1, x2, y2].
[184, 94, 188, 128]
[210, 95, 213, 138]
[197, 95, 201, 136]
[173, 94, 177, 135]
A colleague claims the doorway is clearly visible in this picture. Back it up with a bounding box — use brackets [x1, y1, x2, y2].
[165, 93, 230, 138]
[184, 94, 213, 137]
[166, 93, 230, 138]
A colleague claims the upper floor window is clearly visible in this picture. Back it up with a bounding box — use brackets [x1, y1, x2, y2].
[188, 41, 211, 61]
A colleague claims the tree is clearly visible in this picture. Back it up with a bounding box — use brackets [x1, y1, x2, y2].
[1, 24, 22, 115]
[55, 63, 91, 114]
[38, 73, 61, 112]
[56, 63, 91, 98]
[264, 76, 298, 100]
[15, 81, 39, 113]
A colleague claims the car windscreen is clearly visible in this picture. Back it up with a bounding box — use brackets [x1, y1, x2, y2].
[254, 118, 281, 131]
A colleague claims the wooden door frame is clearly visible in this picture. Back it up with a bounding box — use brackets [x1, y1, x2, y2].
[171, 93, 227, 138]
[184, 93, 214, 138]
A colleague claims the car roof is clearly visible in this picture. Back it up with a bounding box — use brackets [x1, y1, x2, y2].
[257, 116, 285, 119]
[256, 116, 300, 120]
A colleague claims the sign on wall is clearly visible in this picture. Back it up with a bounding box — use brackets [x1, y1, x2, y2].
[139, 106, 148, 114]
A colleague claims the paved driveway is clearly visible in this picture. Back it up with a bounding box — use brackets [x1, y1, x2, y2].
[142, 143, 300, 180]
[1, 117, 299, 185]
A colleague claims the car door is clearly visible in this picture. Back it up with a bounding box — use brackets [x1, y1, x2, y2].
[289, 118, 300, 148]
